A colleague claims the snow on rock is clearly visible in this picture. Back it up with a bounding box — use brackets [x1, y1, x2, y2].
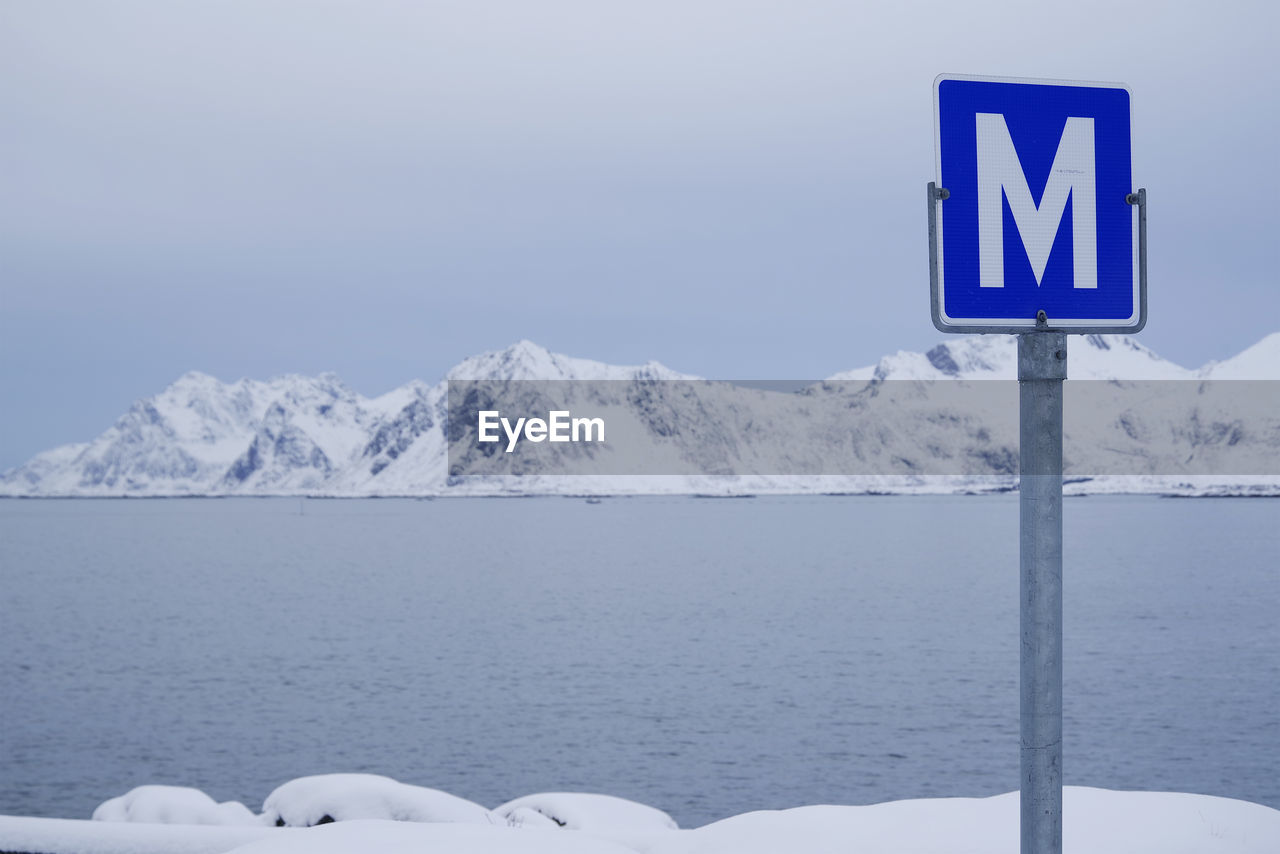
[332, 382, 447, 493]
[447, 339, 695, 383]
[4, 787, 1279, 854]
[494, 792, 679, 832]
[1202, 331, 1280, 379]
[646, 787, 1280, 854]
[92, 786, 260, 826]
[462, 788, 1280, 853]
[831, 334, 1018, 382]
[502, 807, 563, 829]
[260, 774, 494, 827]
[827, 333, 1193, 383]
[219, 374, 411, 493]
[222, 819, 638, 854]
[0, 440, 90, 489]
[0, 814, 275, 854]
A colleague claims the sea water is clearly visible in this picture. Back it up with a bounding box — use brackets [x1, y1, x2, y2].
[0, 495, 1275, 827]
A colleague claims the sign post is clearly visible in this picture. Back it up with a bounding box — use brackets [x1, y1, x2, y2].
[929, 75, 1146, 854]
[1018, 329, 1065, 854]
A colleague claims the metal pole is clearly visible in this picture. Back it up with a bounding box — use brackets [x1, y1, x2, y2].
[1018, 330, 1065, 854]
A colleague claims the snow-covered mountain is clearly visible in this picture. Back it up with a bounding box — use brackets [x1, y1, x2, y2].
[829, 333, 1275, 383]
[2, 335, 1277, 497]
[6, 372, 417, 496]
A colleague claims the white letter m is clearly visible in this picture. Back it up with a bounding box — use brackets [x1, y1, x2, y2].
[976, 113, 1096, 289]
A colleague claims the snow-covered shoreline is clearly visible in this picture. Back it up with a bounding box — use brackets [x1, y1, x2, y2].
[3, 780, 1278, 854]
[3, 477, 1279, 498]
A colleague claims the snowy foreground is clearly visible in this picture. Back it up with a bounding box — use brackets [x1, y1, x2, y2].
[2, 776, 1278, 854]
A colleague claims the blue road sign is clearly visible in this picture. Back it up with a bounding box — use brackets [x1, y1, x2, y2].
[931, 75, 1143, 332]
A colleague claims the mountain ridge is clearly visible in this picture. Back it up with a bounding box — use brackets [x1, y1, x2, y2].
[3, 334, 1277, 497]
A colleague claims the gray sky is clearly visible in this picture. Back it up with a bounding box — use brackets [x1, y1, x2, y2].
[2, 0, 1278, 469]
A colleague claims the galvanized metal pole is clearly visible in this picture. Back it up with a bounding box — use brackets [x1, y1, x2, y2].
[1018, 330, 1065, 854]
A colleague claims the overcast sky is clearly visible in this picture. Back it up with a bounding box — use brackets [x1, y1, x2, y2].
[2, 1, 1278, 469]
